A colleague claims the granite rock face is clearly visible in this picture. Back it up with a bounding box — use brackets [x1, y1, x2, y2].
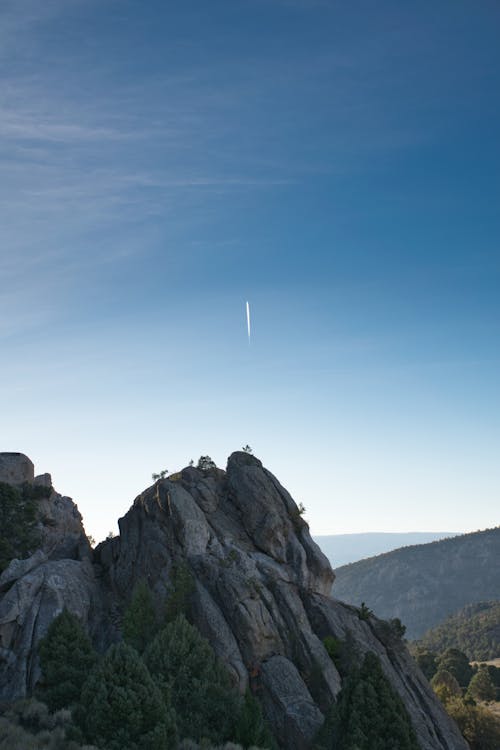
[0, 556, 100, 701]
[96, 452, 467, 750]
[0, 451, 467, 749]
[0, 455, 97, 702]
[0, 452, 34, 486]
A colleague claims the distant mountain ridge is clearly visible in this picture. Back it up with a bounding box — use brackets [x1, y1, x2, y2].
[314, 532, 456, 568]
[332, 527, 500, 639]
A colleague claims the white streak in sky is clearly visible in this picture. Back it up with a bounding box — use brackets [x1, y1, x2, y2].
[246, 301, 251, 342]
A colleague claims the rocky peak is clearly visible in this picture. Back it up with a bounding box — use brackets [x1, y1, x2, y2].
[0, 451, 468, 750]
[0, 452, 34, 486]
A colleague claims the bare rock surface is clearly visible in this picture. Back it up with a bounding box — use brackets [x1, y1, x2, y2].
[0, 452, 34, 486]
[0, 450, 467, 748]
[0, 556, 100, 702]
[96, 451, 467, 750]
[0, 459, 97, 702]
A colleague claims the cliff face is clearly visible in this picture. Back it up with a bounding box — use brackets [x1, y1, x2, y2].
[333, 527, 500, 639]
[0, 459, 100, 702]
[0, 451, 467, 750]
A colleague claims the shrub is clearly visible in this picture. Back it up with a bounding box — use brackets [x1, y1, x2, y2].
[437, 648, 473, 688]
[414, 649, 439, 681]
[467, 668, 496, 703]
[431, 669, 462, 704]
[358, 602, 373, 621]
[446, 697, 500, 750]
[197, 456, 217, 471]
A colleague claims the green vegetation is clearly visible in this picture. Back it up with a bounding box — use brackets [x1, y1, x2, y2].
[422, 645, 500, 749]
[467, 668, 497, 703]
[36, 586, 275, 750]
[445, 698, 500, 750]
[322, 632, 360, 678]
[413, 649, 438, 681]
[152, 469, 168, 481]
[0, 698, 98, 750]
[197, 455, 217, 471]
[38, 610, 97, 712]
[435, 648, 473, 688]
[0, 481, 45, 572]
[333, 527, 500, 640]
[232, 690, 276, 749]
[358, 602, 373, 621]
[123, 580, 158, 654]
[415, 601, 500, 661]
[314, 651, 420, 750]
[431, 669, 462, 704]
[144, 614, 239, 745]
[164, 562, 195, 623]
[79, 642, 177, 750]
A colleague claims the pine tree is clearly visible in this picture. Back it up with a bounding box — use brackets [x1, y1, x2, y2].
[143, 614, 238, 745]
[233, 689, 276, 749]
[79, 642, 177, 750]
[123, 580, 158, 653]
[164, 562, 195, 623]
[38, 609, 97, 712]
[315, 651, 420, 750]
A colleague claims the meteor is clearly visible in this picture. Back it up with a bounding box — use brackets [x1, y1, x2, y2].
[246, 301, 251, 342]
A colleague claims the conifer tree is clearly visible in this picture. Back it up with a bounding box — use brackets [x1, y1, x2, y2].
[233, 689, 276, 749]
[123, 579, 158, 653]
[164, 562, 195, 623]
[79, 642, 176, 750]
[315, 651, 420, 750]
[144, 614, 238, 745]
[38, 609, 97, 712]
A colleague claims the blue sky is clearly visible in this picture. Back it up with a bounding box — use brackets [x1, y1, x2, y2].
[1, 0, 499, 544]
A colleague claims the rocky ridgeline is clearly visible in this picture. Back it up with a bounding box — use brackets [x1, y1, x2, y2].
[0, 452, 466, 749]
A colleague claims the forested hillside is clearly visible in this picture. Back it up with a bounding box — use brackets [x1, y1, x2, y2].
[333, 527, 500, 638]
[415, 601, 500, 661]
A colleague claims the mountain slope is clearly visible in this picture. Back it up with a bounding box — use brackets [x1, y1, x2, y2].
[415, 601, 500, 661]
[333, 527, 500, 639]
[314, 532, 456, 568]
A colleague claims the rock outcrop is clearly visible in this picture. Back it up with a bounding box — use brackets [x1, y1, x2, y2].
[0, 452, 34, 486]
[0, 451, 467, 749]
[95, 452, 466, 750]
[0, 455, 99, 703]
